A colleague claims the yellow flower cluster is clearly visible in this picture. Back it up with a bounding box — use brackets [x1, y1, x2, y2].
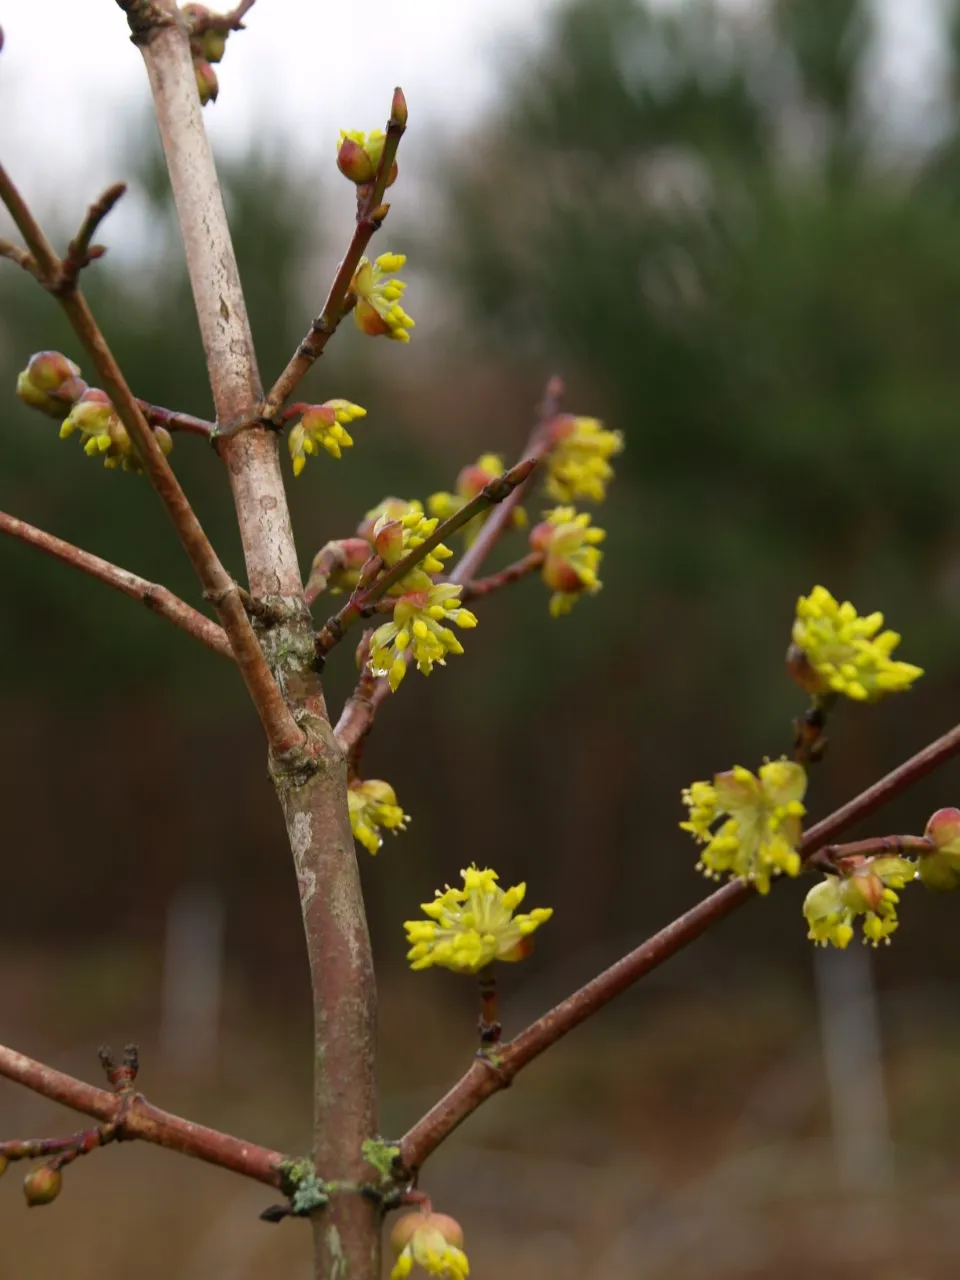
[681, 759, 806, 894]
[789, 585, 923, 702]
[351, 253, 415, 342]
[803, 856, 915, 948]
[60, 390, 172, 473]
[368, 583, 477, 691]
[336, 128, 398, 187]
[428, 453, 527, 545]
[530, 505, 605, 616]
[391, 1213, 470, 1280]
[545, 415, 624, 504]
[404, 865, 553, 974]
[348, 778, 409, 855]
[288, 400, 367, 475]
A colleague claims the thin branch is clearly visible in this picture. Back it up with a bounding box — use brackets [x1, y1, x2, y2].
[315, 457, 538, 656]
[396, 714, 960, 1175]
[261, 92, 407, 419]
[807, 833, 933, 873]
[139, 400, 216, 438]
[0, 1043, 288, 1188]
[0, 159, 302, 756]
[334, 376, 564, 759]
[54, 183, 127, 295]
[0, 237, 38, 278]
[0, 511, 233, 660]
[190, 0, 257, 33]
[460, 551, 544, 602]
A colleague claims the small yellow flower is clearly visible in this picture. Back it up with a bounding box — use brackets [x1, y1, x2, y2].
[681, 759, 807, 894]
[288, 400, 367, 475]
[919, 808, 960, 891]
[545, 414, 624, 504]
[530, 505, 605, 616]
[351, 253, 415, 342]
[390, 1213, 470, 1280]
[428, 453, 527, 545]
[803, 855, 915, 948]
[357, 496, 423, 544]
[348, 778, 409, 855]
[60, 390, 172, 472]
[336, 128, 398, 186]
[405, 865, 553, 974]
[789, 585, 923, 702]
[368, 583, 477, 692]
[16, 351, 86, 420]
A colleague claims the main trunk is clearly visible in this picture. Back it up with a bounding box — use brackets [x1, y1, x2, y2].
[133, 7, 381, 1275]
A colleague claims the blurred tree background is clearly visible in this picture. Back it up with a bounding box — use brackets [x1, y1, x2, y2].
[7, 2, 960, 1275]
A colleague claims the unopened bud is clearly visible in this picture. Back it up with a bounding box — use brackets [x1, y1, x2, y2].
[307, 538, 372, 597]
[194, 58, 219, 105]
[17, 351, 86, 420]
[373, 518, 404, 566]
[337, 137, 377, 185]
[786, 641, 827, 696]
[925, 808, 960, 849]
[390, 87, 408, 129]
[183, 5, 228, 62]
[23, 1164, 62, 1207]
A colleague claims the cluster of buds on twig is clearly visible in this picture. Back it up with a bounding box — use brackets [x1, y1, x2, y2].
[182, 4, 231, 105]
[390, 1209, 469, 1280]
[17, 353, 173, 473]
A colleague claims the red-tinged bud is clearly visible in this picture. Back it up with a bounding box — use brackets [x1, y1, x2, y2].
[529, 520, 555, 554]
[925, 808, 960, 849]
[390, 1211, 464, 1255]
[547, 414, 579, 446]
[357, 498, 417, 543]
[183, 5, 227, 62]
[301, 404, 337, 433]
[337, 137, 377, 185]
[373, 518, 404, 565]
[17, 351, 86, 419]
[24, 1164, 62, 1207]
[542, 555, 584, 594]
[354, 301, 392, 338]
[499, 935, 536, 963]
[390, 86, 408, 129]
[786, 641, 827, 696]
[307, 538, 372, 597]
[457, 463, 496, 499]
[194, 58, 219, 105]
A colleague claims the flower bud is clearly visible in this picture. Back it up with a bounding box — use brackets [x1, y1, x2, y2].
[307, 538, 372, 597]
[390, 1211, 464, 1255]
[60, 388, 114, 440]
[23, 1164, 62, 1207]
[919, 807, 960, 891]
[357, 498, 421, 544]
[925, 808, 960, 849]
[542, 556, 585, 594]
[373, 518, 404, 566]
[786, 641, 827, 696]
[17, 352, 86, 419]
[390, 87, 408, 129]
[337, 137, 377, 185]
[194, 58, 219, 105]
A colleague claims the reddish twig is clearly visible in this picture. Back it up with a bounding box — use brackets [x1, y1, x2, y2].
[396, 715, 960, 1175]
[0, 1043, 288, 1188]
[315, 457, 538, 657]
[261, 91, 407, 419]
[139, 400, 216, 438]
[806, 833, 933, 873]
[460, 551, 544, 602]
[0, 159, 302, 756]
[0, 511, 233, 660]
[53, 183, 127, 295]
